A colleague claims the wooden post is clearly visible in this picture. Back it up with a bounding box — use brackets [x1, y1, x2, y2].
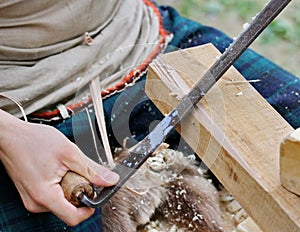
[145, 43, 300, 231]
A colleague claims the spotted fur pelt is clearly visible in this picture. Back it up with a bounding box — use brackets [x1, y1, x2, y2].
[102, 147, 223, 232]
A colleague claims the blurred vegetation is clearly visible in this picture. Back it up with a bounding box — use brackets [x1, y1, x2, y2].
[183, 0, 300, 46]
[156, 0, 300, 77]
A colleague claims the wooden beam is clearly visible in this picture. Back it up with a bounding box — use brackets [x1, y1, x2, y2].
[145, 43, 300, 231]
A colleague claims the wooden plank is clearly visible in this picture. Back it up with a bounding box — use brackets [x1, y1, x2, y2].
[145, 43, 300, 232]
[281, 128, 300, 196]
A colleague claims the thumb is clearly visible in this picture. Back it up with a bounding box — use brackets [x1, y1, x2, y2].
[63, 143, 119, 187]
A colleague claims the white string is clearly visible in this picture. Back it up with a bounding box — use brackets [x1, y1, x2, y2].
[225, 79, 261, 84]
[89, 77, 115, 168]
[0, 93, 28, 122]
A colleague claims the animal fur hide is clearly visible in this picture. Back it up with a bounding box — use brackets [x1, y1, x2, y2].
[102, 147, 223, 232]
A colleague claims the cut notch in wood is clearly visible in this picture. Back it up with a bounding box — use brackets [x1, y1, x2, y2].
[280, 127, 300, 196]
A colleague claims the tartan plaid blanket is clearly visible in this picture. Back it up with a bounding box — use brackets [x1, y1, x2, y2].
[1, 5, 299, 232]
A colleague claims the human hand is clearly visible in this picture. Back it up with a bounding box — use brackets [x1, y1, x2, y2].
[0, 110, 119, 226]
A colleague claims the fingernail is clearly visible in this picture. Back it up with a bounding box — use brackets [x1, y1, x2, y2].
[101, 170, 119, 184]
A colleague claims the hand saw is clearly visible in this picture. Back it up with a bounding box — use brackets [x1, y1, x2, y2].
[61, 0, 292, 208]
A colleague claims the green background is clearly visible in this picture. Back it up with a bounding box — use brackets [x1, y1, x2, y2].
[157, 0, 300, 77]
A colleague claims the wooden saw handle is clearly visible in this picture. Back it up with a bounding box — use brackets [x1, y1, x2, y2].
[60, 171, 94, 207]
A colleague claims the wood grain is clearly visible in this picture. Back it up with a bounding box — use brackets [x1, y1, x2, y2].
[145, 43, 300, 231]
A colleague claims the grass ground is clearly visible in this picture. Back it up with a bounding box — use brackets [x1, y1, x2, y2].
[156, 0, 300, 77]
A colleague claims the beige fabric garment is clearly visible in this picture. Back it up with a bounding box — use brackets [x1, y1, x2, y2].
[0, 0, 164, 117]
[0, 0, 121, 62]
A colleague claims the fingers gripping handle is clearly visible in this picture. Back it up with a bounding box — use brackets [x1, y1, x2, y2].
[60, 171, 94, 207]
